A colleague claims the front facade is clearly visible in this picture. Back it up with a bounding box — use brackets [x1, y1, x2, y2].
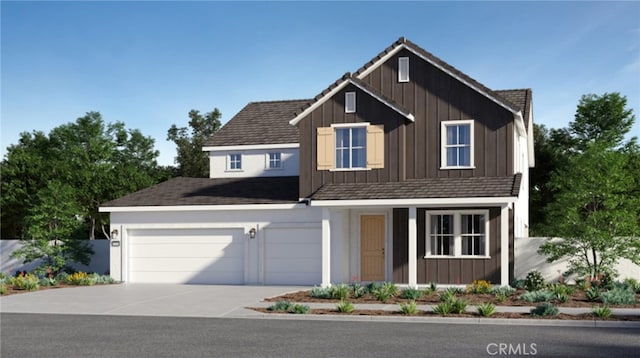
[101, 38, 534, 287]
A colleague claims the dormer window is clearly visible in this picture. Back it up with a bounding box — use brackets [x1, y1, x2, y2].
[398, 57, 409, 82]
[345, 92, 356, 113]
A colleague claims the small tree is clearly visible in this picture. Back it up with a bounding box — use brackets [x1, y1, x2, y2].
[167, 109, 222, 177]
[539, 93, 640, 278]
[11, 181, 93, 275]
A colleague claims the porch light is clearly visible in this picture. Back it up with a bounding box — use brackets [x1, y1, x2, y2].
[110, 229, 119, 240]
[249, 228, 257, 239]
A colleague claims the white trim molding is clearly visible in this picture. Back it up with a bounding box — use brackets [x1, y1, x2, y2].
[310, 197, 516, 208]
[441, 119, 475, 169]
[203, 143, 299, 152]
[99, 203, 308, 213]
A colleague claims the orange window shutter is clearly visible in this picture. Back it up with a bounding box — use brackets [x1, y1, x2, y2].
[317, 127, 335, 170]
[366, 125, 384, 169]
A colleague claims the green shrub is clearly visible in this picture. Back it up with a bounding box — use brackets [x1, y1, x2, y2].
[371, 282, 399, 302]
[495, 292, 508, 303]
[439, 290, 455, 302]
[477, 303, 496, 317]
[554, 293, 568, 303]
[466, 280, 493, 294]
[399, 301, 418, 315]
[310, 286, 332, 299]
[511, 279, 526, 290]
[267, 301, 294, 311]
[335, 300, 355, 313]
[401, 287, 422, 300]
[585, 287, 600, 302]
[289, 304, 310, 314]
[351, 283, 366, 298]
[66, 272, 95, 286]
[600, 286, 636, 305]
[548, 283, 574, 296]
[11, 274, 39, 291]
[592, 305, 612, 319]
[365, 282, 382, 294]
[518, 290, 554, 303]
[55, 272, 70, 283]
[432, 301, 454, 316]
[330, 283, 351, 300]
[450, 297, 468, 314]
[530, 303, 559, 317]
[622, 278, 640, 293]
[524, 270, 546, 291]
[446, 287, 464, 295]
[38, 277, 57, 287]
[576, 279, 591, 291]
[429, 282, 437, 292]
[0, 284, 7, 295]
[93, 275, 115, 284]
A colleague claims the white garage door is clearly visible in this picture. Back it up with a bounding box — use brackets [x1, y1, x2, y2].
[128, 228, 244, 284]
[263, 227, 322, 285]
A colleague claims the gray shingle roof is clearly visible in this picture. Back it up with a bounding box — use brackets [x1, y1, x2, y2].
[205, 99, 310, 147]
[101, 176, 300, 207]
[310, 174, 522, 201]
[495, 89, 533, 130]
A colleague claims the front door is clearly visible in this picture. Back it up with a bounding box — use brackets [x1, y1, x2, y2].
[360, 215, 385, 281]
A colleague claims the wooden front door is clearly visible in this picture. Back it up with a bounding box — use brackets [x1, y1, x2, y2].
[360, 215, 385, 281]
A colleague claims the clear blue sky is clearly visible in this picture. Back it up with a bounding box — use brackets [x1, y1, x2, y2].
[2, 1, 639, 166]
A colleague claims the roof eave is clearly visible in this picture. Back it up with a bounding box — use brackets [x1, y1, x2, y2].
[309, 196, 517, 208]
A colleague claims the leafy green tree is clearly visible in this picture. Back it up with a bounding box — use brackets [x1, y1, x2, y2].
[11, 181, 93, 275]
[538, 93, 640, 278]
[167, 109, 222, 177]
[1, 112, 162, 240]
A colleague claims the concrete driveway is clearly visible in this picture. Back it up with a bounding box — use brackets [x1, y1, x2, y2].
[0, 284, 307, 318]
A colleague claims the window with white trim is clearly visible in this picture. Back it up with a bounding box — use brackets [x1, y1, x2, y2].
[345, 92, 356, 113]
[398, 57, 409, 82]
[228, 153, 242, 170]
[441, 120, 474, 168]
[267, 152, 282, 169]
[336, 126, 366, 169]
[426, 210, 489, 258]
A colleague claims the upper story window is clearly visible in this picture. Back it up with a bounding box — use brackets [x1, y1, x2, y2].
[345, 92, 356, 113]
[316, 123, 384, 171]
[336, 126, 366, 169]
[426, 210, 489, 258]
[267, 152, 282, 169]
[441, 120, 474, 169]
[398, 57, 409, 82]
[228, 153, 242, 170]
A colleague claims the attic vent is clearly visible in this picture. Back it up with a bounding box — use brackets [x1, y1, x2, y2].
[398, 57, 409, 82]
[345, 92, 356, 113]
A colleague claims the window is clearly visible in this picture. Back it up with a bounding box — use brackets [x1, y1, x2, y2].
[345, 92, 356, 113]
[317, 124, 384, 171]
[229, 153, 242, 170]
[398, 57, 409, 82]
[441, 120, 474, 168]
[426, 211, 488, 258]
[336, 127, 366, 169]
[267, 152, 282, 169]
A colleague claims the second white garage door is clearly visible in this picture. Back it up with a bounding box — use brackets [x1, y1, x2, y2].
[128, 228, 245, 284]
[263, 227, 322, 285]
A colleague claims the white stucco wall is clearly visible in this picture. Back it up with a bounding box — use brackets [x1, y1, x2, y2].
[515, 237, 640, 282]
[1, 240, 110, 275]
[208, 148, 299, 178]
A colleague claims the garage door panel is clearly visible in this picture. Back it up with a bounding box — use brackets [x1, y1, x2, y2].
[264, 227, 321, 285]
[128, 228, 244, 284]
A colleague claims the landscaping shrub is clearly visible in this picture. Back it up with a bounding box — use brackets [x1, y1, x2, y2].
[439, 290, 455, 302]
[554, 293, 568, 303]
[310, 286, 332, 299]
[600, 286, 636, 305]
[330, 283, 350, 300]
[450, 298, 468, 314]
[66, 272, 95, 286]
[518, 290, 554, 303]
[492, 286, 515, 303]
[585, 287, 600, 302]
[399, 301, 418, 315]
[432, 300, 454, 316]
[289, 304, 310, 314]
[371, 282, 399, 302]
[511, 279, 526, 290]
[494, 292, 508, 304]
[622, 278, 640, 293]
[401, 287, 422, 300]
[0, 284, 7, 295]
[548, 283, 574, 296]
[466, 280, 492, 294]
[530, 303, 559, 317]
[267, 301, 309, 314]
[524, 270, 546, 291]
[433, 296, 467, 315]
[351, 283, 366, 298]
[476, 303, 496, 317]
[38, 277, 57, 287]
[592, 305, 612, 319]
[446, 287, 464, 295]
[335, 300, 355, 313]
[93, 274, 115, 284]
[428, 282, 437, 292]
[11, 273, 39, 291]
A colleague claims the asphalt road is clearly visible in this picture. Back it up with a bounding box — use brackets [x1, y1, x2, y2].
[1, 313, 639, 357]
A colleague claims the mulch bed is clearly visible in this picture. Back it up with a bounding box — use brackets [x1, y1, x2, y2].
[250, 307, 640, 321]
[265, 289, 640, 308]
[1, 283, 80, 296]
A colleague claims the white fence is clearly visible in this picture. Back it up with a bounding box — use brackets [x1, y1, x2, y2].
[1, 240, 110, 275]
[515, 237, 640, 282]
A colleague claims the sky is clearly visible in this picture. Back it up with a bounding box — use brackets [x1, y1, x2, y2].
[2, 1, 639, 166]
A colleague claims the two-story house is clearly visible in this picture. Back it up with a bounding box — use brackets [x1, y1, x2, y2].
[100, 37, 534, 287]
